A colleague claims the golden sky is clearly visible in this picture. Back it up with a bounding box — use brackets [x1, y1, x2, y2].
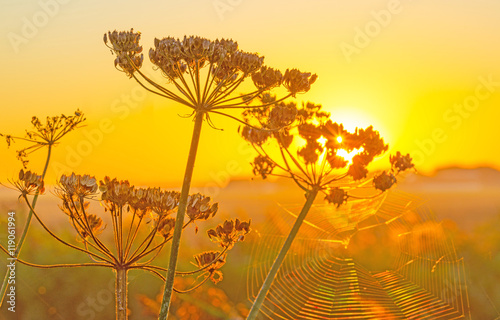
[1, 0, 500, 188]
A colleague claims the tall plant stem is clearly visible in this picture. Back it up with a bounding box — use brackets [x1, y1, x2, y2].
[115, 267, 128, 320]
[247, 187, 319, 320]
[0, 144, 52, 306]
[158, 111, 205, 320]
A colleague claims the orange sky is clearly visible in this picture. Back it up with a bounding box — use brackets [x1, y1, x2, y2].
[1, 0, 500, 188]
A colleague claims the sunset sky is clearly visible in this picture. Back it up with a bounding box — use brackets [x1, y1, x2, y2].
[1, 0, 500, 188]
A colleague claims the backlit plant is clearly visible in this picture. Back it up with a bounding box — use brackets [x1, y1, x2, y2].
[240, 97, 414, 318]
[103, 29, 316, 319]
[0, 110, 85, 305]
[0, 172, 249, 320]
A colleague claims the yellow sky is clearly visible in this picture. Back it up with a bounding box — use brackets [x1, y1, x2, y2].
[1, 0, 500, 188]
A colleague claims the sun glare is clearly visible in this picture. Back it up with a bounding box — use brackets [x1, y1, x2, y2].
[317, 136, 328, 146]
[337, 147, 364, 164]
[316, 135, 362, 165]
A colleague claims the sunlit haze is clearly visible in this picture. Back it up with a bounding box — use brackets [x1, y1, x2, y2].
[1, 0, 500, 187]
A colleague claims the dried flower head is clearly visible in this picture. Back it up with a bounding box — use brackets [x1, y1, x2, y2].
[252, 66, 283, 90]
[324, 187, 347, 207]
[106, 30, 316, 135]
[157, 216, 176, 239]
[390, 151, 414, 173]
[283, 69, 318, 96]
[99, 176, 133, 207]
[58, 173, 98, 198]
[186, 193, 218, 221]
[252, 155, 275, 179]
[0, 110, 85, 168]
[10, 169, 45, 197]
[373, 171, 397, 192]
[193, 251, 226, 284]
[207, 219, 251, 249]
[240, 126, 272, 146]
[104, 29, 143, 77]
[268, 102, 297, 130]
[241, 97, 414, 207]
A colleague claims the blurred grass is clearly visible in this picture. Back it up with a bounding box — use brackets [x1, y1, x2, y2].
[0, 191, 499, 319]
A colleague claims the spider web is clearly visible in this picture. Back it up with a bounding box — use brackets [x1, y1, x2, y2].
[247, 191, 471, 319]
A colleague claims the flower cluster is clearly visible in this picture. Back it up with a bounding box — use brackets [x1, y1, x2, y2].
[252, 155, 275, 179]
[58, 173, 98, 198]
[390, 151, 415, 173]
[148, 35, 264, 84]
[186, 193, 218, 221]
[157, 216, 176, 239]
[372, 152, 414, 191]
[252, 66, 283, 90]
[10, 169, 45, 196]
[324, 187, 347, 207]
[104, 29, 143, 77]
[99, 177, 182, 216]
[193, 251, 226, 284]
[100, 177, 134, 207]
[207, 219, 251, 249]
[283, 69, 317, 96]
[241, 98, 414, 206]
[107, 30, 317, 104]
[242, 101, 390, 181]
[0, 110, 85, 168]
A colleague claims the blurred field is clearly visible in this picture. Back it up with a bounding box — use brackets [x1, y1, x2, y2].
[0, 168, 499, 319]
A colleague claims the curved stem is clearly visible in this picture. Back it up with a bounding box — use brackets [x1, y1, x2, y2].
[0, 144, 51, 307]
[22, 196, 113, 263]
[74, 197, 116, 261]
[158, 111, 204, 320]
[127, 219, 192, 266]
[136, 247, 228, 276]
[247, 187, 319, 320]
[211, 93, 293, 110]
[132, 266, 210, 294]
[0, 247, 113, 269]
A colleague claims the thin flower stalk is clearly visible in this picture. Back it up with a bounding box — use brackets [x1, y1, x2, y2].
[0, 110, 85, 306]
[0, 171, 249, 320]
[241, 100, 415, 319]
[103, 29, 315, 319]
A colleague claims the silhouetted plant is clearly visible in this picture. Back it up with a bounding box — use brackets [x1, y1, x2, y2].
[0, 110, 85, 306]
[0, 172, 249, 320]
[103, 29, 316, 319]
[240, 97, 414, 318]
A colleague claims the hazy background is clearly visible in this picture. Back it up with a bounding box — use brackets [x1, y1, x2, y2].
[1, 0, 500, 185]
[1, 0, 500, 319]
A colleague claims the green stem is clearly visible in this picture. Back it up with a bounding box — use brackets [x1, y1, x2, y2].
[0, 144, 52, 307]
[115, 267, 128, 320]
[158, 111, 204, 320]
[246, 187, 319, 320]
